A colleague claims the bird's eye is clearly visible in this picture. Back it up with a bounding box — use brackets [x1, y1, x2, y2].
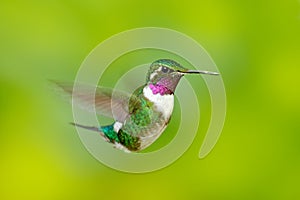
[161, 66, 169, 73]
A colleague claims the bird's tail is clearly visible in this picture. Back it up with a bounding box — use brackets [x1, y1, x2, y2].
[70, 122, 101, 132]
[70, 122, 111, 142]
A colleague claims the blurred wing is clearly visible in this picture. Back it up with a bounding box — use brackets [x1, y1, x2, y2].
[53, 81, 140, 122]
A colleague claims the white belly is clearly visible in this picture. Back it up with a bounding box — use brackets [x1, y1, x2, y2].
[143, 86, 174, 120]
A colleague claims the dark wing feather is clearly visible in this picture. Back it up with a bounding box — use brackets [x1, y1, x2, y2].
[53, 81, 140, 123]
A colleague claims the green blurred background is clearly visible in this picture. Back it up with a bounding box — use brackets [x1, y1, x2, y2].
[1, 0, 300, 199]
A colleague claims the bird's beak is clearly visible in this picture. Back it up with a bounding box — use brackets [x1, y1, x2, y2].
[180, 69, 219, 75]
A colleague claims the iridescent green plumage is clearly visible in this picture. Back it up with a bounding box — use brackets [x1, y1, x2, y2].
[97, 85, 164, 151]
[100, 125, 140, 151]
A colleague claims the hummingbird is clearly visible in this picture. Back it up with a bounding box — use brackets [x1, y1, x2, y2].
[57, 59, 219, 152]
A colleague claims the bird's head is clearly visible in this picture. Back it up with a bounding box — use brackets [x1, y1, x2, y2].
[146, 59, 218, 95]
